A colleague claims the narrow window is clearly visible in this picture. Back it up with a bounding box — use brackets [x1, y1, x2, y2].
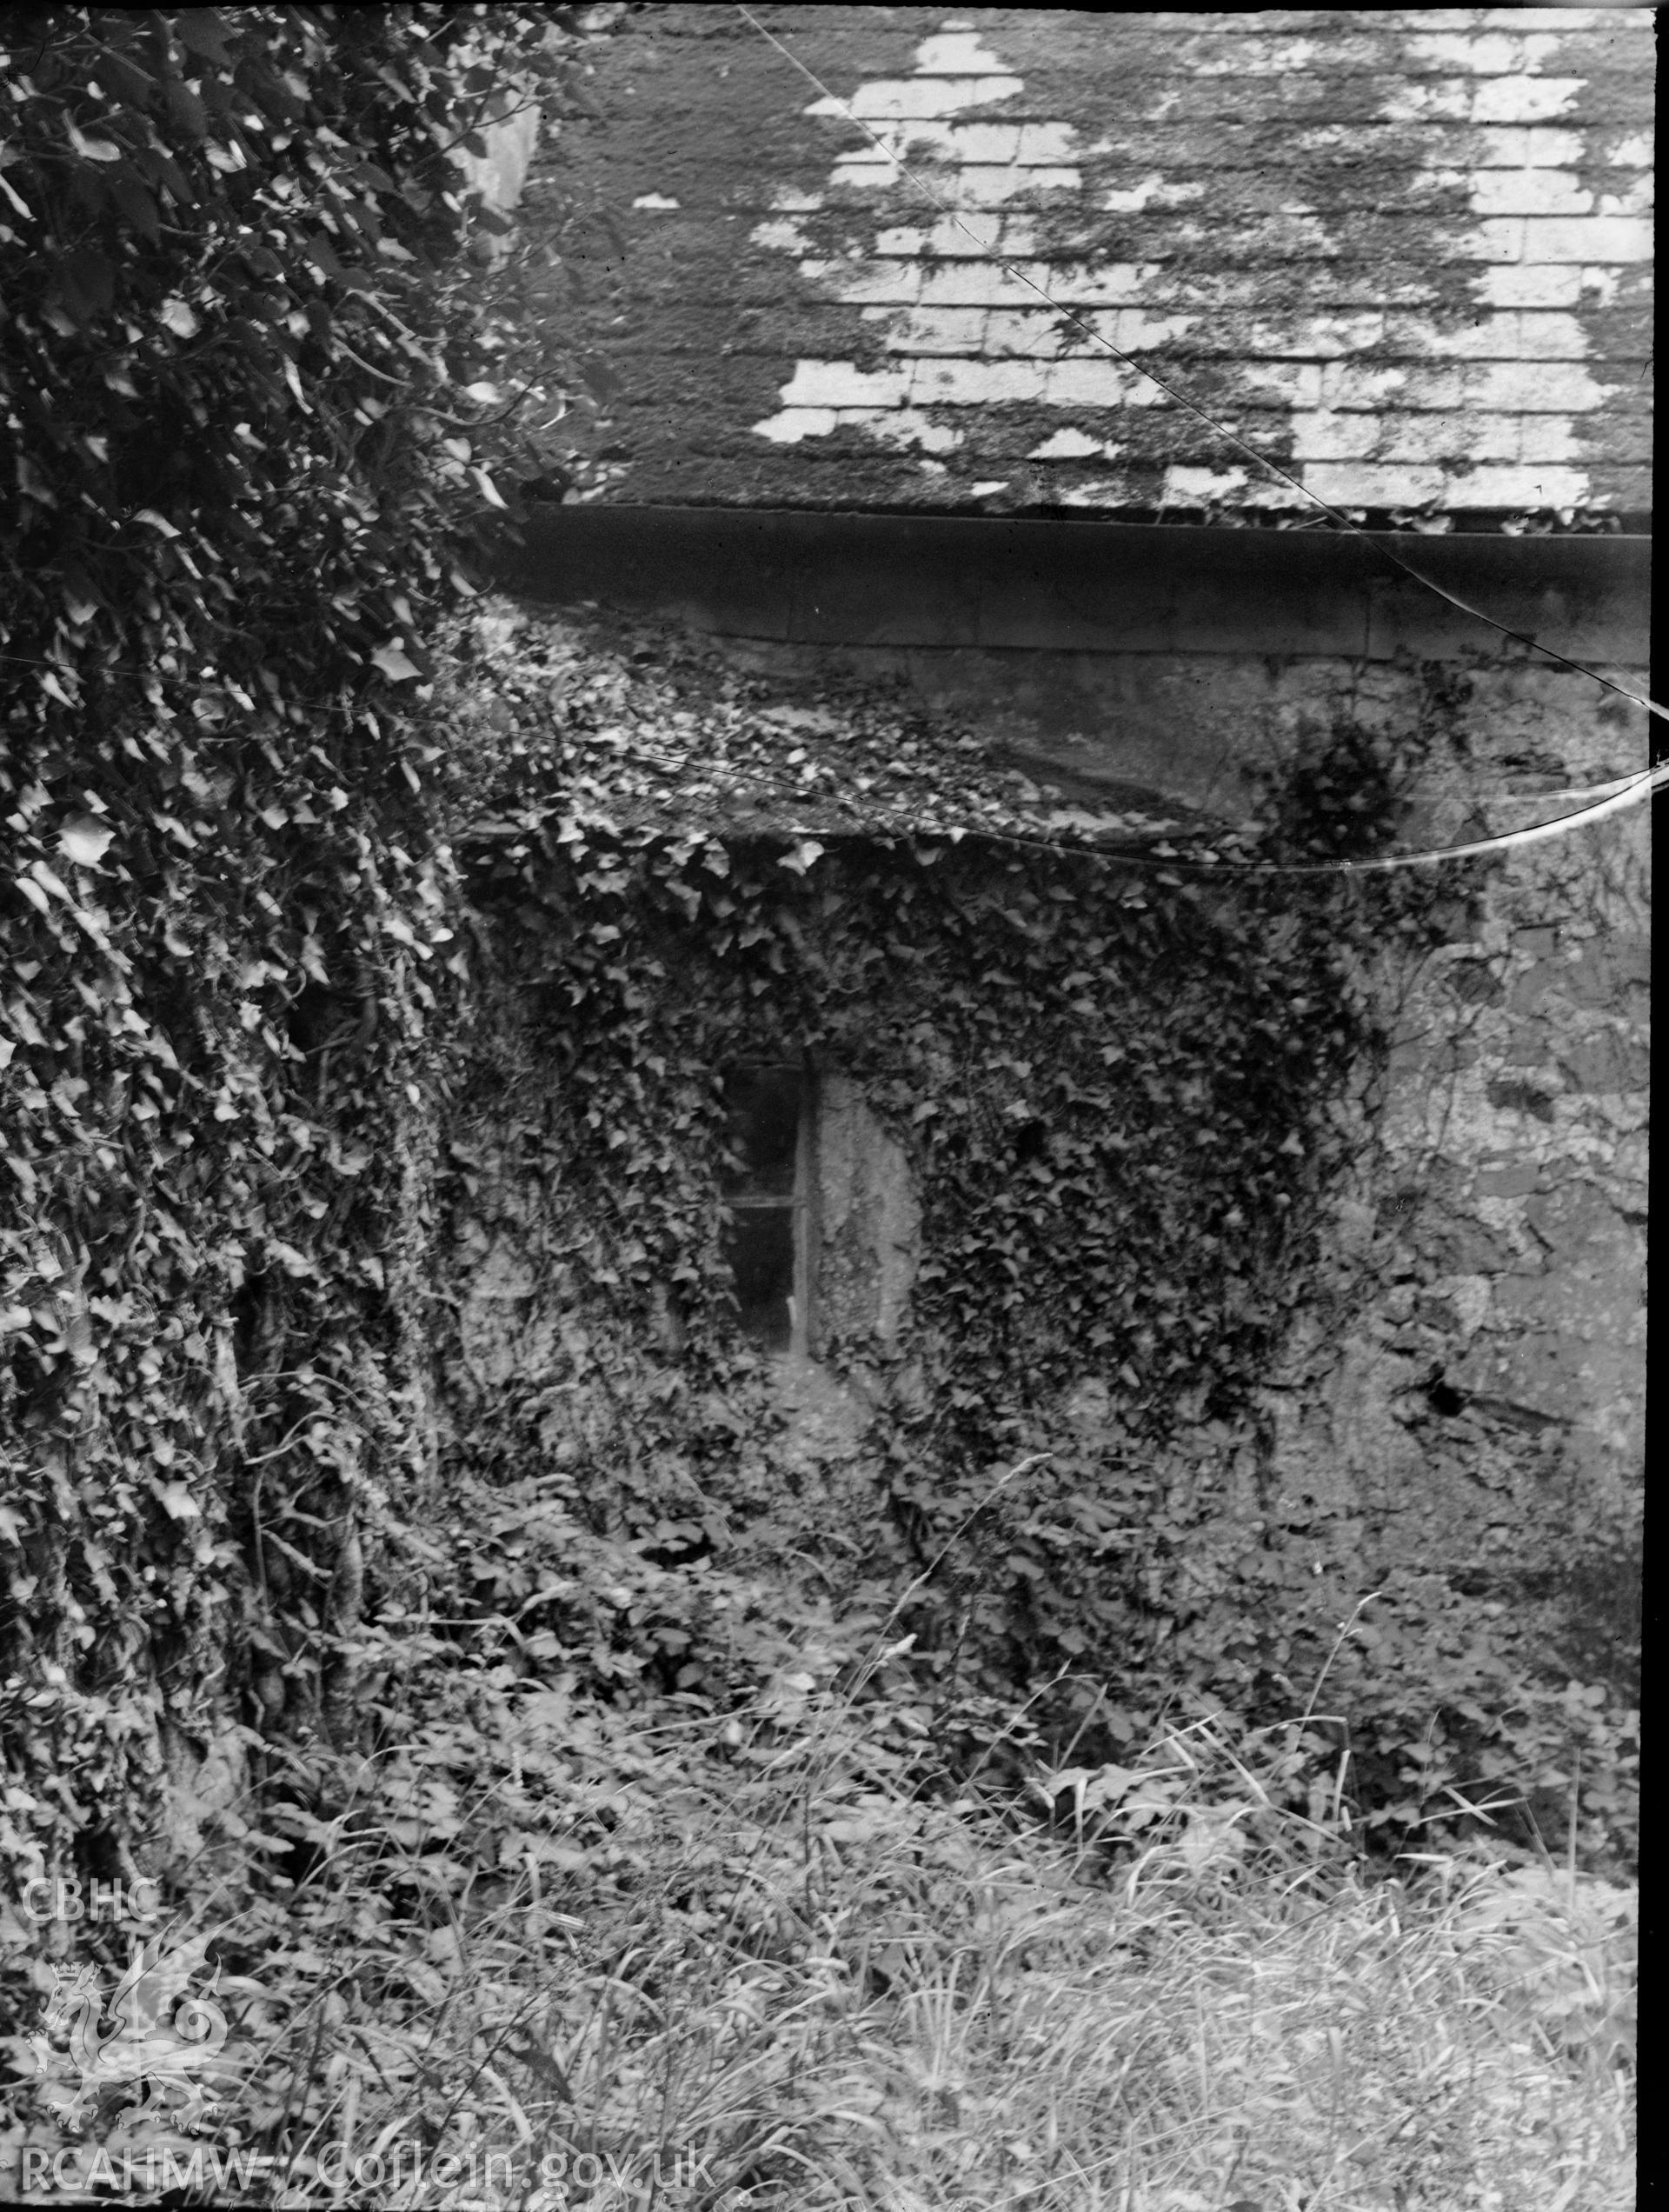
[721, 1063, 813, 1356]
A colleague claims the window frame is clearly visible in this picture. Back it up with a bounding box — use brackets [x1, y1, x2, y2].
[721, 1057, 817, 1360]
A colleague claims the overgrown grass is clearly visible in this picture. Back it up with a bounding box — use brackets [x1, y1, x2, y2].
[7, 1655, 1632, 2212]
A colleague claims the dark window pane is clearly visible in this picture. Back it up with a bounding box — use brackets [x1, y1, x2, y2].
[724, 1203, 794, 1350]
[723, 1067, 801, 1197]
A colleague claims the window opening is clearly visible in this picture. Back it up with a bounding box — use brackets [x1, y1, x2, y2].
[721, 1063, 813, 1355]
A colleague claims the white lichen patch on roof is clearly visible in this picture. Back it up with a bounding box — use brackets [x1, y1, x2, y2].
[738, 10, 1652, 513]
[547, 7, 1652, 520]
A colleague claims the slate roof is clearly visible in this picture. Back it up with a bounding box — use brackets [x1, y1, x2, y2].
[532, 5, 1652, 524]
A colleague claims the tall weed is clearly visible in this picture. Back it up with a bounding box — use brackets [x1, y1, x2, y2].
[6, 1640, 1629, 2211]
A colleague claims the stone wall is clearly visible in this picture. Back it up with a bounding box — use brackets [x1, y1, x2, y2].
[1257, 662, 1646, 1655]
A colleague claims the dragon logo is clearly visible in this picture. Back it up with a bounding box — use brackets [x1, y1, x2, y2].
[30, 1933, 240, 2135]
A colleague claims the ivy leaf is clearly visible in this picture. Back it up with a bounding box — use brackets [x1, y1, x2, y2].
[176, 9, 235, 65]
[155, 1481, 202, 1521]
[372, 643, 422, 682]
[267, 1241, 316, 1278]
[149, 144, 197, 204]
[159, 296, 200, 338]
[65, 123, 123, 163]
[57, 816, 114, 869]
[52, 249, 117, 325]
[96, 48, 156, 108]
[165, 78, 209, 141]
[25, 862, 73, 905]
[110, 175, 161, 242]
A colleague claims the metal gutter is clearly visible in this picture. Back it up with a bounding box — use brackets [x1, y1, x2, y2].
[495, 507, 1650, 665]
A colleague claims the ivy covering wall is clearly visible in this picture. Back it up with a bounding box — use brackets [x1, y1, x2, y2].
[431, 607, 1639, 1869]
[0, 2, 596, 2025]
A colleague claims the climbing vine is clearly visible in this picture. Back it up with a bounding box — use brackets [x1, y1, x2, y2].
[0, 2, 617, 2002]
[396, 601, 1630, 1870]
[404, 603, 1639, 1873]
